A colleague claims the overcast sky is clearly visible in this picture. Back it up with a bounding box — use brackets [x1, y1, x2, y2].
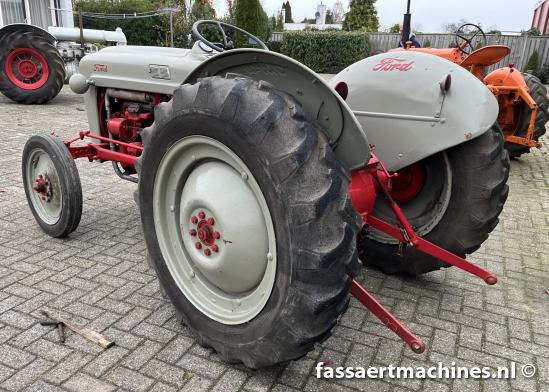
[212, 0, 541, 33]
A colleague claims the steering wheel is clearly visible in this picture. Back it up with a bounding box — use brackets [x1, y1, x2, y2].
[455, 23, 487, 55]
[192, 20, 269, 53]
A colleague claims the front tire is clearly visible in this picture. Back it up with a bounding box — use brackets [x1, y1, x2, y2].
[359, 124, 510, 275]
[22, 135, 82, 238]
[0, 31, 65, 104]
[138, 76, 361, 368]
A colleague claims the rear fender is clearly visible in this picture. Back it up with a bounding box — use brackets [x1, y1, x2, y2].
[330, 51, 499, 171]
[184, 49, 370, 170]
[484, 67, 528, 89]
[0, 24, 56, 44]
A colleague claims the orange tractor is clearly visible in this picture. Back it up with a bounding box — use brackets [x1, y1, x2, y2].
[395, 22, 549, 157]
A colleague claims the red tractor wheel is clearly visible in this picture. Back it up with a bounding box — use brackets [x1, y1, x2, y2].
[0, 31, 65, 104]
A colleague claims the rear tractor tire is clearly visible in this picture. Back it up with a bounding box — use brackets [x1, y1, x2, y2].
[22, 134, 82, 238]
[359, 124, 510, 275]
[137, 76, 361, 368]
[505, 73, 549, 158]
[0, 31, 65, 104]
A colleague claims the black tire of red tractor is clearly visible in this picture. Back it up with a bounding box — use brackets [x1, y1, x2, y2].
[505, 73, 549, 158]
[0, 31, 65, 104]
[137, 76, 361, 368]
[22, 135, 82, 238]
[359, 124, 510, 275]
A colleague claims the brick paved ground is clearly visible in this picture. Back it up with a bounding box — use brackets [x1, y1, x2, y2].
[0, 86, 548, 392]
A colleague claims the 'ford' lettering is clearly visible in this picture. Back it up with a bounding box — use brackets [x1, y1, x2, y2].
[373, 58, 414, 72]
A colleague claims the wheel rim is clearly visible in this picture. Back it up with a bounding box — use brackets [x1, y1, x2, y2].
[153, 136, 277, 325]
[369, 153, 452, 244]
[390, 162, 426, 204]
[25, 148, 63, 225]
[5, 48, 49, 90]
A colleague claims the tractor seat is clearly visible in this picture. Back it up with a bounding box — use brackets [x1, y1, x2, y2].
[460, 45, 511, 68]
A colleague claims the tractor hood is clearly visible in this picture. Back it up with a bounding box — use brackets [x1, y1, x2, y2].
[76, 45, 210, 94]
[331, 51, 499, 171]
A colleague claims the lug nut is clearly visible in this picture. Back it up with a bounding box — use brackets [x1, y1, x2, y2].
[207, 217, 215, 225]
[213, 231, 220, 239]
[211, 244, 219, 253]
[198, 211, 206, 219]
[204, 248, 211, 256]
[194, 242, 202, 249]
[191, 216, 198, 224]
[189, 229, 197, 237]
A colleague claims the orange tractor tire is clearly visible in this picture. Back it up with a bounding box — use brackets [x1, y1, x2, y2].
[505, 73, 549, 158]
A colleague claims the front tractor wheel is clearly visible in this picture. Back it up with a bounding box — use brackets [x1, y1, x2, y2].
[360, 124, 510, 275]
[138, 76, 361, 368]
[0, 31, 65, 104]
[22, 135, 82, 238]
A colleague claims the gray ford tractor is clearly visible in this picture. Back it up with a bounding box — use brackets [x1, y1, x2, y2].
[22, 21, 509, 368]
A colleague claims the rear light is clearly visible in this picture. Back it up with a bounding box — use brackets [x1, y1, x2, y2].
[440, 74, 452, 93]
[334, 82, 349, 100]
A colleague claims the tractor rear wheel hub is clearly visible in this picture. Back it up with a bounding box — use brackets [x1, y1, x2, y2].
[153, 136, 277, 325]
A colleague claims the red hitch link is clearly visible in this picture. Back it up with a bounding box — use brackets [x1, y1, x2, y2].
[348, 153, 498, 354]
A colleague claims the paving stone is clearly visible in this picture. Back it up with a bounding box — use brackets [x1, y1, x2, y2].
[122, 339, 163, 370]
[44, 351, 92, 385]
[63, 372, 116, 392]
[2, 358, 54, 391]
[83, 345, 129, 377]
[0, 344, 36, 369]
[105, 366, 155, 392]
[140, 359, 188, 387]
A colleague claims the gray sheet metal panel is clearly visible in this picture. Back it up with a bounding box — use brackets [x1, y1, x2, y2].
[77, 46, 206, 95]
[184, 49, 371, 171]
[331, 51, 498, 172]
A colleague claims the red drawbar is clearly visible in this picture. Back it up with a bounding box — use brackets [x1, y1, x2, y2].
[351, 280, 425, 353]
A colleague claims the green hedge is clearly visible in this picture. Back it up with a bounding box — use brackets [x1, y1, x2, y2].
[280, 31, 370, 74]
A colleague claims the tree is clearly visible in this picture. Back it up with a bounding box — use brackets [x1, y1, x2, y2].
[226, 0, 235, 21]
[325, 9, 334, 24]
[275, 10, 284, 30]
[525, 50, 539, 72]
[332, 0, 345, 24]
[235, 0, 269, 41]
[525, 27, 541, 36]
[342, 0, 379, 32]
[191, 0, 215, 19]
[76, 0, 167, 46]
[282, 1, 294, 23]
[442, 19, 479, 34]
[387, 23, 400, 33]
[487, 25, 500, 34]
